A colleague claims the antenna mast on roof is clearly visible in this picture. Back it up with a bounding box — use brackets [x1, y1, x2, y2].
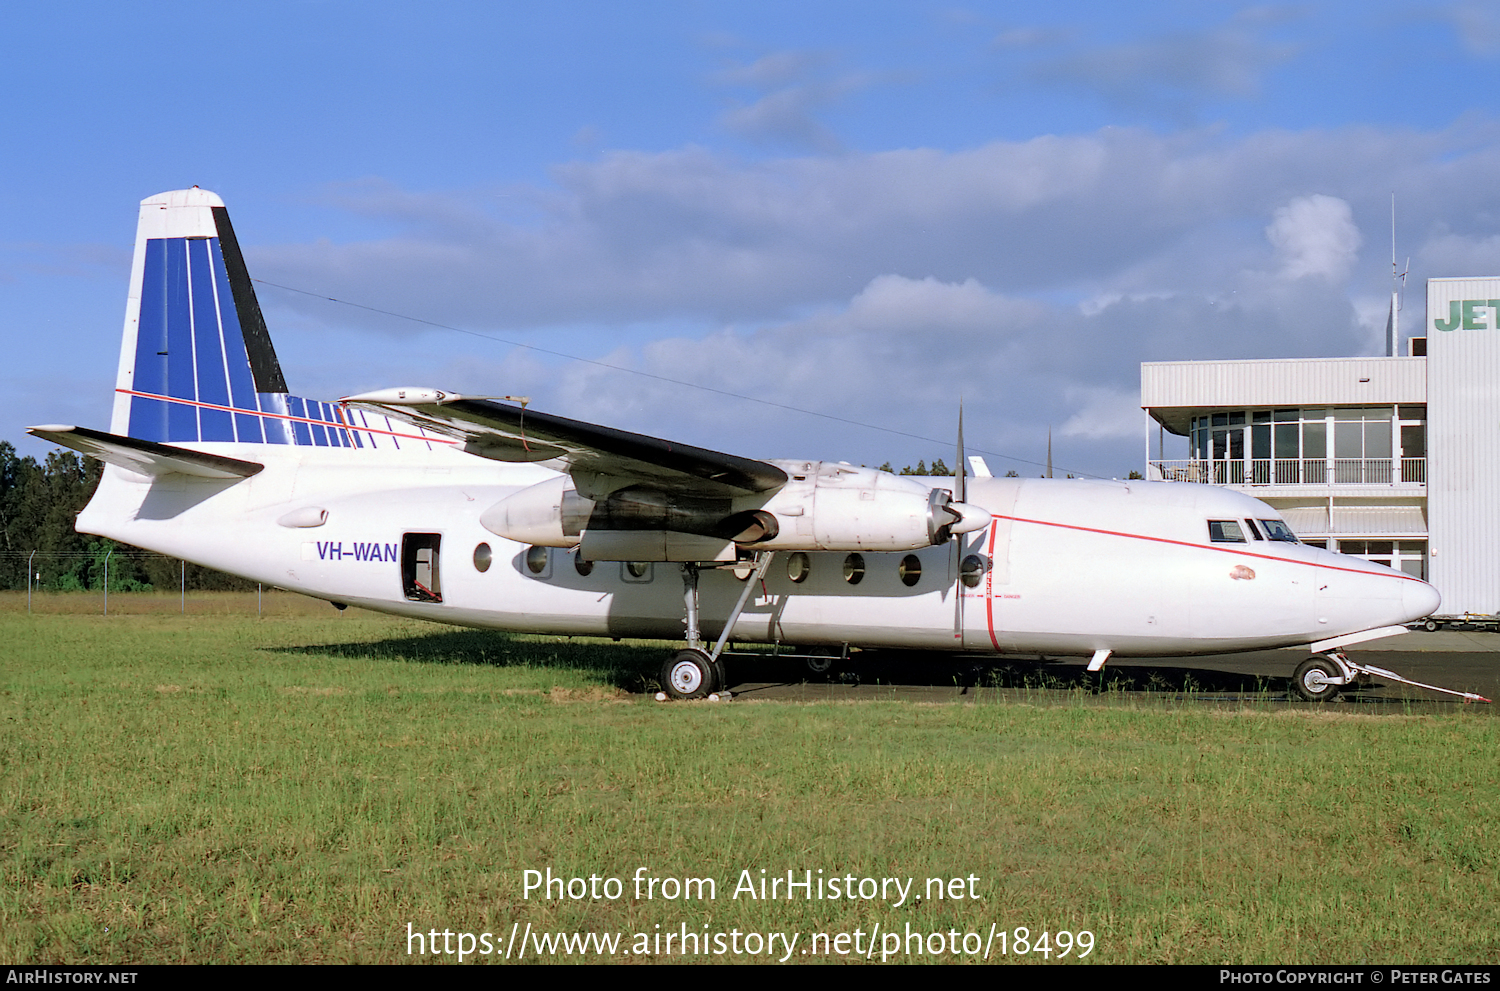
[1387, 193, 1409, 357]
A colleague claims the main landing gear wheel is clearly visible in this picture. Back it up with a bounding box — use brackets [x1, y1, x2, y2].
[1291, 657, 1344, 702]
[803, 648, 838, 679]
[661, 649, 723, 700]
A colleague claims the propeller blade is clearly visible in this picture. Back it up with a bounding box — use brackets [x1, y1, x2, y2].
[955, 402, 966, 506]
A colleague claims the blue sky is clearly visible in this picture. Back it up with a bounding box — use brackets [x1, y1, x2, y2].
[6, 2, 1500, 477]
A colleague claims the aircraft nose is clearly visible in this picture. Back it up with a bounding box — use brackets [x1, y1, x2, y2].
[1403, 577, 1441, 623]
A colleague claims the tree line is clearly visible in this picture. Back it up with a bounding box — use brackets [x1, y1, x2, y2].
[879, 459, 1022, 477]
[0, 441, 251, 592]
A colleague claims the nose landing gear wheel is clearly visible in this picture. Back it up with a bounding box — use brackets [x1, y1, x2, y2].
[1291, 656, 1344, 702]
[661, 648, 723, 700]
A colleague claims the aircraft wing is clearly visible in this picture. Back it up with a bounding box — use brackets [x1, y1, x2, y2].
[27, 425, 265, 479]
[342, 391, 788, 496]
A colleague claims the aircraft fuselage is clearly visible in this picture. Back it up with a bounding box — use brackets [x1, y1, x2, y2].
[77, 444, 1436, 660]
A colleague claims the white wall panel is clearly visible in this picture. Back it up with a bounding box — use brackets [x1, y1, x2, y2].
[1142, 357, 1427, 410]
[1426, 277, 1500, 614]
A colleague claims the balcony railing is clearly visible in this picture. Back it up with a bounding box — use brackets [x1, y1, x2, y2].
[1148, 458, 1425, 486]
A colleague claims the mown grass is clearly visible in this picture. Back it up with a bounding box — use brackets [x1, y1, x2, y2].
[1, 594, 1497, 964]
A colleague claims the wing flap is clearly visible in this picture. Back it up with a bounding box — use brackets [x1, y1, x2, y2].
[28, 425, 265, 479]
[343, 394, 788, 495]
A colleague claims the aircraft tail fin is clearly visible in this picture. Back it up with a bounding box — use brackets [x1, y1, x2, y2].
[111, 188, 367, 449]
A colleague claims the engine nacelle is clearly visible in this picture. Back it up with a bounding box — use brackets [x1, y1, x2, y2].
[479, 462, 990, 558]
[751, 461, 988, 552]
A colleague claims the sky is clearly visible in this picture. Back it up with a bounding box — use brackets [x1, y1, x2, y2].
[5, 1, 1500, 478]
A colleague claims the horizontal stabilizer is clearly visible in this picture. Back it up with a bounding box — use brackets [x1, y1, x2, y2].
[28, 425, 264, 480]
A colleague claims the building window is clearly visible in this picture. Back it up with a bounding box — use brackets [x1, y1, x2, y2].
[1181, 406, 1424, 486]
[1335, 538, 1426, 579]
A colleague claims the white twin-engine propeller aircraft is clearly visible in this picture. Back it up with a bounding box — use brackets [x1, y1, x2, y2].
[30, 188, 1478, 703]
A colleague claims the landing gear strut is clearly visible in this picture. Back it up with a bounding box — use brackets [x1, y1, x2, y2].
[658, 552, 774, 701]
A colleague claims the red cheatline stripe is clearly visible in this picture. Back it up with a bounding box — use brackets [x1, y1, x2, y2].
[984, 512, 1001, 651]
[117, 389, 457, 445]
[991, 513, 1429, 583]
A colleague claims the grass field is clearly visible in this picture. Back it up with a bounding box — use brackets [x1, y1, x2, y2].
[1, 592, 1497, 964]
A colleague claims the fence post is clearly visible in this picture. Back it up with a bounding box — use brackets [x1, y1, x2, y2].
[27, 550, 36, 614]
[104, 547, 113, 615]
[180, 560, 185, 614]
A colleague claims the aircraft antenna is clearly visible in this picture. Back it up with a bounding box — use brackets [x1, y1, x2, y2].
[1387, 193, 1408, 357]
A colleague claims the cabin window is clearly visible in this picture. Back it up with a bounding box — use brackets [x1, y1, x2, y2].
[899, 554, 922, 587]
[960, 555, 986, 588]
[525, 545, 550, 577]
[623, 561, 652, 582]
[473, 543, 492, 572]
[401, 533, 443, 602]
[842, 553, 865, 585]
[1258, 519, 1299, 543]
[787, 552, 811, 583]
[573, 551, 593, 577]
[1207, 520, 1246, 543]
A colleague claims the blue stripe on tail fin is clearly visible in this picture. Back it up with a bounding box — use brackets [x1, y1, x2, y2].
[112, 189, 448, 453]
[127, 224, 294, 443]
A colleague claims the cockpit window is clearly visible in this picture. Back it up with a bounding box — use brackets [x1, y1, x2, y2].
[1208, 520, 1246, 543]
[1243, 518, 1264, 540]
[1258, 519, 1299, 543]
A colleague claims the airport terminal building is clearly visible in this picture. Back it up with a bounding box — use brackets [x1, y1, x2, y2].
[1142, 276, 1500, 619]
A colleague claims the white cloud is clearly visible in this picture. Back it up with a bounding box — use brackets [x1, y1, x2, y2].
[714, 51, 828, 88]
[236, 123, 1500, 477]
[843, 274, 1034, 332]
[710, 48, 871, 152]
[991, 25, 1070, 51]
[719, 88, 845, 153]
[1417, 231, 1500, 279]
[257, 126, 1471, 335]
[1022, 21, 1299, 121]
[1265, 194, 1362, 281]
[1447, 4, 1500, 57]
[1059, 386, 1146, 441]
